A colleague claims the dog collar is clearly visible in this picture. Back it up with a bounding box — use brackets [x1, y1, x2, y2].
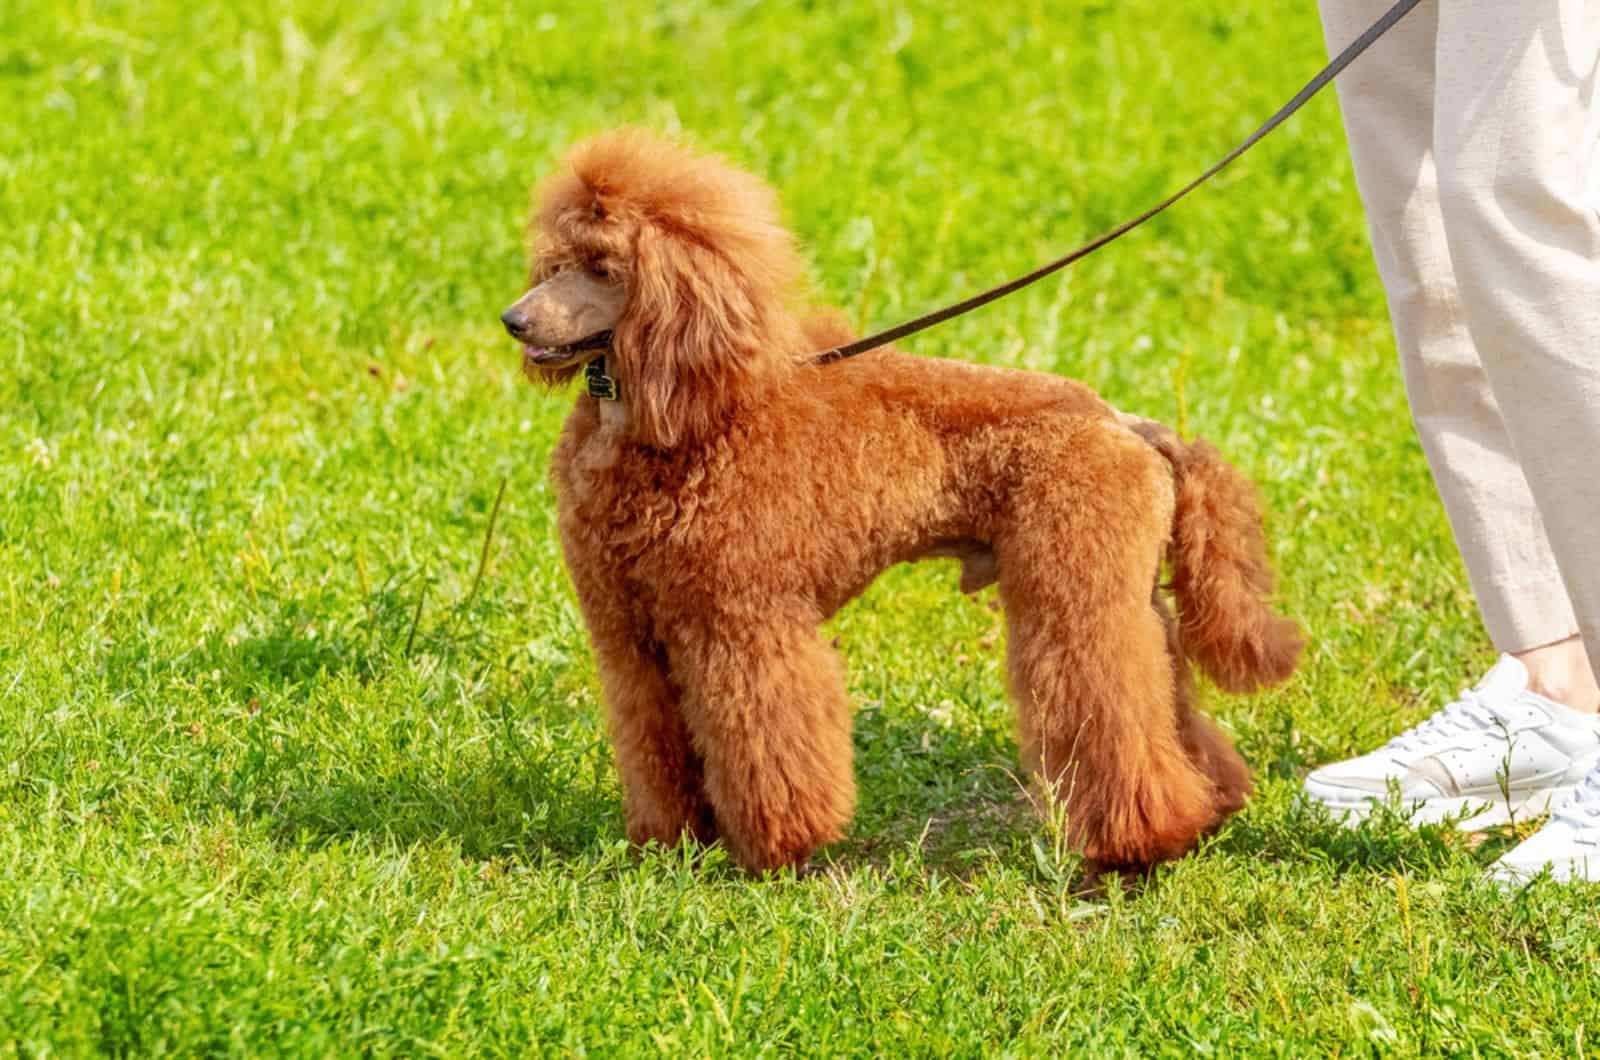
[585, 356, 620, 401]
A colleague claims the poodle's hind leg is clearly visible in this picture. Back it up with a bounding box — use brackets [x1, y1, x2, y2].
[591, 628, 717, 849]
[669, 608, 856, 873]
[1154, 588, 1253, 817]
[998, 420, 1227, 869]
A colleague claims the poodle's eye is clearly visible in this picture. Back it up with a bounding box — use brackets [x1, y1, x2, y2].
[589, 262, 613, 282]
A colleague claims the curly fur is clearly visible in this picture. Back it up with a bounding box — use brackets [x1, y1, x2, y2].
[523, 130, 1303, 872]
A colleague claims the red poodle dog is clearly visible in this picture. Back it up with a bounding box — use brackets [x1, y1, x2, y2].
[502, 130, 1303, 873]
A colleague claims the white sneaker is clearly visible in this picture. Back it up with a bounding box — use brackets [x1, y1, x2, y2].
[1490, 765, 1600, 884]
[1303, 656, 1600, 829]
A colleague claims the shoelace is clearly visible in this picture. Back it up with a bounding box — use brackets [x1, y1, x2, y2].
[1555, 769, 1600, 824]
[1386, 689, 1501, 754]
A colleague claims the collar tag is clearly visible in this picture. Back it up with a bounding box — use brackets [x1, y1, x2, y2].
[585, 357, 620, 401]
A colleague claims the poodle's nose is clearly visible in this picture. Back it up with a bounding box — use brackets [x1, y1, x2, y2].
[501, 308, 528, 337]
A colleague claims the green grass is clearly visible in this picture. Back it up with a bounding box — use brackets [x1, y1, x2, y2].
[3, 0, 1598, 1054]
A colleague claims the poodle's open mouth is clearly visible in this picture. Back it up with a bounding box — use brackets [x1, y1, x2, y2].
[521, 330, 614, 368]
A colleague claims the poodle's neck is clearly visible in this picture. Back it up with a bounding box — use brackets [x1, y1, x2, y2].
[616, 317, 805, 451]
[597, 396, 629, 433]
[585, 359, 791, 457]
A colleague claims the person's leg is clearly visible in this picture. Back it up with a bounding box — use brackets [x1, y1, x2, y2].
[1420, 0, 1600, 881]
[1513, 638, 1600, 712]
[1432, 0, 1600, 699]
[1319, 0, 1585, 663]
[1305, 1, 1600, 831]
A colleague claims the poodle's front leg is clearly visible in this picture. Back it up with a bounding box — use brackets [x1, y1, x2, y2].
[669, 609, 856, 873]
[589, 623, 717, 849]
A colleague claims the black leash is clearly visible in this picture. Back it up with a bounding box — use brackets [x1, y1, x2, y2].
[813, 0, 1423, 365]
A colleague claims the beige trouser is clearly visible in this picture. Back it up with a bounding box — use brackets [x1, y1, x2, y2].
[1318, 0, 1600, 674]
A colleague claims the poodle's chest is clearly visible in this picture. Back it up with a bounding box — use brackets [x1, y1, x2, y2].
[565, 415, 626, 478]
[557, 444, 714, 561]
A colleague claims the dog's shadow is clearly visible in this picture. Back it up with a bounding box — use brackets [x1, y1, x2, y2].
[842, 735, 1503, 885]
[256, 692, 1034, 871]
[256, 710, 1483, 887]
[263, 741, 618, 861]
[194, 598, 1453, 882]
[1207, 779, 1491, 878]
[169, 595, 614, 860]
[105, 579, 435, 707]
[826, 702, 1054, 879]
[263, 697, 616, 865]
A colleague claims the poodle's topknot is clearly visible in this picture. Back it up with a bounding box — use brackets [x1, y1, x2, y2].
[539, 129, 802, 297]
[529, 129, 812, 448]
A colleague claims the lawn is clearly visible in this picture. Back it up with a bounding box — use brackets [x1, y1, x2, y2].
[3, 0, 1597, 1054]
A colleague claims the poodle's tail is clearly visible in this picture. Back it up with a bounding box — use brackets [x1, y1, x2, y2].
[1124, 415, 1304, 693]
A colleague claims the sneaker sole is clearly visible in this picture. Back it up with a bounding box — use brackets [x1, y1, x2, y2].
[1306, 783, 1578, 831]
[1490, 852, 1600, 886]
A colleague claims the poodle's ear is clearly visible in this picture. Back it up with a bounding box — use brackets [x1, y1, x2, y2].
[612, 225, 780, 449]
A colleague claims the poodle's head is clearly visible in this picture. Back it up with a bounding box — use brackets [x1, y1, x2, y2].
[503, 129, 806, 448]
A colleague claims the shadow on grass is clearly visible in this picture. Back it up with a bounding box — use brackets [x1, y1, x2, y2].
[211, 574, 506, 695]
[221, 661, 1417, 889]
[98, 595, 387, 700]
[100, 570, 513, 706]
[1213, 786, 1477, 877]
[252, 695, 1049, 876]
[839, 790, 1038, 875]
[845, 761, 1502, 888]
[236, 685, 1480, 887]
[225, 623, 381, 690]
[265, 751, 618, 861]
[836, 700, 1051, 878]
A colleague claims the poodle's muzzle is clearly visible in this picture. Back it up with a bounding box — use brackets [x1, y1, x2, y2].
[502, 267, 626, 368]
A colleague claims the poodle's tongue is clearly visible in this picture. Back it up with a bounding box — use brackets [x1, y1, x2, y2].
[522, 345, 562, 366]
